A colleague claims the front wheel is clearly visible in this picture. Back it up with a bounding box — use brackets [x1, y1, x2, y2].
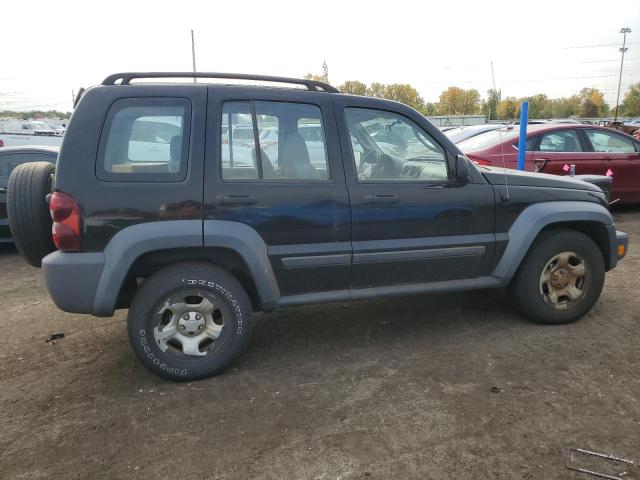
[127, 262, 253, 381]
[512, 230, 605, 325]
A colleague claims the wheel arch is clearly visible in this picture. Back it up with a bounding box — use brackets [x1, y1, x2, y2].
[492, 201, 616, 281]
[92, 220, 280, 316]
[117, 247, 262, 311]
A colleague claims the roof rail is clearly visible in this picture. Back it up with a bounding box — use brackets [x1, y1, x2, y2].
[101, 72, 340, 93]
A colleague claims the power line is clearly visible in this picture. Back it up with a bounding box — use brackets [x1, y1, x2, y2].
[561, 41, 640, 49]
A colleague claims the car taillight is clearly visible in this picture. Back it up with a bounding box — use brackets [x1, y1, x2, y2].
[0, 139, 4, 147]
[49, 192, 81, 252]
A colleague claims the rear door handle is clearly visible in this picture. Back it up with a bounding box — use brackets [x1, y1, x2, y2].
[0, 188, 6, 193]
[533, 158, 548, 172]
[217, 194, 257, 206]
[364, 194, 399, 204]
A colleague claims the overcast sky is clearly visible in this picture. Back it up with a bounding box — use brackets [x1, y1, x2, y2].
[2, 0, 639, 112]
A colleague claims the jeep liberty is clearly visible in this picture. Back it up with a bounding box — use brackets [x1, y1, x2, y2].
[7, 72, 629, 381]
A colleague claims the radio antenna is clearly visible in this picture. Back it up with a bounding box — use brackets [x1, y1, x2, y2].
[491, 62, 510, 202]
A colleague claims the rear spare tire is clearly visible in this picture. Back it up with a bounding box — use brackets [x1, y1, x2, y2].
[7, 161, 56, 267]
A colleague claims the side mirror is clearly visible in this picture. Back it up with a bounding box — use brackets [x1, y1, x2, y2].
[455, 154, 470, 183]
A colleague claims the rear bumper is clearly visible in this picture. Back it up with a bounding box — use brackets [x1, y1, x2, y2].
[42, 251, 105, 314]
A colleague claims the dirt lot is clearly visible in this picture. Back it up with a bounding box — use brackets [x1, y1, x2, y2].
[1, 210, 639, 480]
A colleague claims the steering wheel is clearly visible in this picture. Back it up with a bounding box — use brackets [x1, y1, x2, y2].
[358, 149, 380, 178]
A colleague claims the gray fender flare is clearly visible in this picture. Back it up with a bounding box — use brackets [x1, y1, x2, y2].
[93, 220, 202, 316]
[491, 201, 615, 280]
[203, 219, 280, 309]
[92, 219, 280, 316]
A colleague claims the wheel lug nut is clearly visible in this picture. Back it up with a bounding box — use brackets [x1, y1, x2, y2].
[179, 325, 185, 330]
[183, 314, 189, 320]
[196, 314, 201, 320]
[198, 325, 203, 330]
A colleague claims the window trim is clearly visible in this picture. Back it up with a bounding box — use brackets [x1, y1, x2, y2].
[343, 106, 451, 185]
[219, 99, 333, 184]
[96, 97, 192, 183]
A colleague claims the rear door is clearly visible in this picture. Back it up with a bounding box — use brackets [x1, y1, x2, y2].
[581, 128, 640, 202]
[204, 87, 350, 296]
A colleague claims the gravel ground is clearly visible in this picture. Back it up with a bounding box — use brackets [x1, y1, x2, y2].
[1, 209, 639, 480]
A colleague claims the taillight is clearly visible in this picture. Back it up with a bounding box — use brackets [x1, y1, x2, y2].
[0, 139, 4, 147]
[49, 192, 81, 252]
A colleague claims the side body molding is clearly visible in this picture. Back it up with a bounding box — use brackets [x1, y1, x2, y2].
[204, 220, 280, 310]
[492, 201, 615, 280]
[93, 220, 202, 316]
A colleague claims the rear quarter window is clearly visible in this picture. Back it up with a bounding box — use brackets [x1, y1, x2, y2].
[97, 98, 191, 182]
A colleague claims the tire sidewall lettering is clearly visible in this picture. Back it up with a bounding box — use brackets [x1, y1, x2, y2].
[183, 278, 244, 335]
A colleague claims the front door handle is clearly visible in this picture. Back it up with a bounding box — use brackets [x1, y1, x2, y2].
[364, 194, 400, 204]
[217, 194, 257, 206]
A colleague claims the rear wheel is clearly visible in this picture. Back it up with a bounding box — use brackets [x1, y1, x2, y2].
[127, 262, 253, 381]
[512, 230, 605, 324]
[6, 162, 56, 267]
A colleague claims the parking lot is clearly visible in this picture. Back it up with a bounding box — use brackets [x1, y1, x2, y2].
[0, 208, 638, 479]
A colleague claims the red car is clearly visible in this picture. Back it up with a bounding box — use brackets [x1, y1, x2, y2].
[458, 124, 640, 203]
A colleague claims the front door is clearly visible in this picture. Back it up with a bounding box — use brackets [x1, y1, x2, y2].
[333, 97, 496, 289]
[204, 87, 351, 296]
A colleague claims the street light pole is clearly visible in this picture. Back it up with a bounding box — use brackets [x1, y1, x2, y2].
[614, 27, 631, 122]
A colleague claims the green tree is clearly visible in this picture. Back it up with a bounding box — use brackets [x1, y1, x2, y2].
[338, 80, 368, 95]
[421, 102, 439, 116]
[484, 88, 501, 120]
[622, 82, 640, 116]
[521, 94, 551, 119]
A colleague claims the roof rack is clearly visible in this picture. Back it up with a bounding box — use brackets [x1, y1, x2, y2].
[101, 72, 340, 93]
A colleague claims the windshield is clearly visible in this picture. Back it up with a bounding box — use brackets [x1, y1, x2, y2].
[457, 129, 518, 151]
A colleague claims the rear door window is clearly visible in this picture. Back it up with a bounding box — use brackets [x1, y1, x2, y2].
[585, 129, 636, 153]
[97, 98, 191, 181]
[221, 101, 330, 181]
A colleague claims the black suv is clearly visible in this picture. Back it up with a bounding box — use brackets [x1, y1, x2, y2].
[7, 73, 628, 381]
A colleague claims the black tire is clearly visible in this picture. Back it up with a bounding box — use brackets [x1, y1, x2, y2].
[7, 161, 56, 267]
[127, 262, 253, 381]
[512, 229, 605, 325]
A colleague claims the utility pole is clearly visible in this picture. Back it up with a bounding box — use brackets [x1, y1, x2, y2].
[614, 27, 631, 122]
[191, 29, 197, 84]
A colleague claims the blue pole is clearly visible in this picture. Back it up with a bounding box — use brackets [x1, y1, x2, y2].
[517, 101, 529, 171]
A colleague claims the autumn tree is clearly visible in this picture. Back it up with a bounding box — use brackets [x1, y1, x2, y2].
[339, 80, 367, 95]
[367, 82, 387, 98]
[304, 73, 328, 83]
[381, 84, 426, 112]
[622, 82, 640, 116]
[438, 87, 481, 115]
[496, 97, 520, 120]
[577, 88, 608, 118]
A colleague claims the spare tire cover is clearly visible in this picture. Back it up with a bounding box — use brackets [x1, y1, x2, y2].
[7, 161, 56, 267]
